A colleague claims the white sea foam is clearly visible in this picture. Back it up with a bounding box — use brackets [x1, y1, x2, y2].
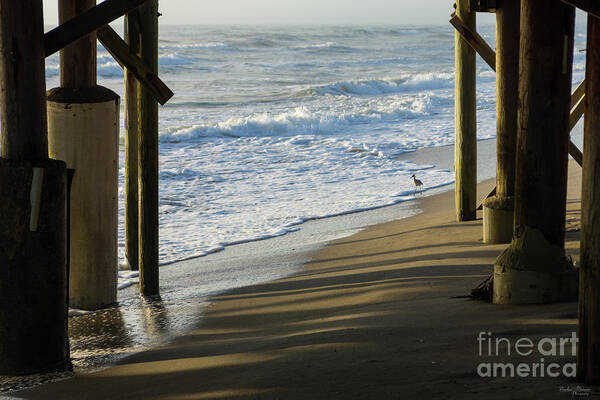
[308, 74, 455, 96]
[159, 53, 192, 66]
[160, 42, 230, 50]
[38, 24, 589, 272]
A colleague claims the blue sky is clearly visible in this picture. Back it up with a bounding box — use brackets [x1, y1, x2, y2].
[43, 0, 497, 26]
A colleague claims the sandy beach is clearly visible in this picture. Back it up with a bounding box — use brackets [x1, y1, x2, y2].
[6, 159, 589, 400]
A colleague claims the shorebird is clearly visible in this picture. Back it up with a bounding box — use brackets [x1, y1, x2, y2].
[411, 174, 423, 195]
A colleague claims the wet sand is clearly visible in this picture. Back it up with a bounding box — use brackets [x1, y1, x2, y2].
[8, 160, 591, 400]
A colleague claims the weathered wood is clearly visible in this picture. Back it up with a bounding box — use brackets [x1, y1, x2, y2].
[138, 1, 160, 297]
[0, 0, 48, 161]
[44, 0, 151, 57]
[570, 92, 585, 131]
[477, 186, 496, 211]
[450, 13, 496, 71]
[479, 81, 584, 212]
[569, 141, 583, 166]
[493, 3, 579, 305]
[124, 13, 140, 271]
[514, 1, 575, 248]
[454, 0, 477, 222]
[480, 0, 520, 244]
[452, 15, 586, 137]
[471, 0, 497, 13]
[59, 0, 96, 88]
[97, 26, 173, 105]
[0, 159, 69, 375]
[572, 79, 586, 108]
[578, 12, 600, 377]
[578, 15, 600, 384]
[495, 0, 520, 199]
[0, 1, 69, 375]
[561, 0, 600, 19]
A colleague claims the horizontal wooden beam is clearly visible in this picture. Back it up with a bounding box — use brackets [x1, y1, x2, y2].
[450, 12, 496, 71]
[97, 26, 173, 105]
[45, 0, 151, 57]
[561, 0, 600, 19]
[470, 0, 497, 13]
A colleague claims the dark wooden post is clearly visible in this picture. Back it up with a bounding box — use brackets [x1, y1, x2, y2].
[0, 0, 69, 374]
[0, 2, 48, 161]
[482, 0, 520, 244]
[513, 1, 574, 247]
[495, 0, 519, 199]
[493, 1, 577, 304]
[125, 13, 140, 271]
[138, 0, 160, 297]
[578, 14, 600, 385]
[454, 0, 477, 222]
[59, 0, 96, 88]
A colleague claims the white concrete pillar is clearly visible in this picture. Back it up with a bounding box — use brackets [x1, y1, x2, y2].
[47, 87, 120, 310]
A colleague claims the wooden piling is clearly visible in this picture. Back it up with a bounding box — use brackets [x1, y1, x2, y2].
[0, 0, 48, 161]
[493, 1, 576, 305]
[513, 1, 574, 247]
[578, 14, 600, 385]
[495, 0, 519, 199]
[137, 0, 160, 297]
[454, 0, 477, 222]
[482, 0, 520, 244]
[59, 0, 96, 88]
[0, 0, 69, 374]
[125, 13, 141, 270]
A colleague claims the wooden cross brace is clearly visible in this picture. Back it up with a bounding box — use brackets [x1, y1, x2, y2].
[44, 0, 173, 105]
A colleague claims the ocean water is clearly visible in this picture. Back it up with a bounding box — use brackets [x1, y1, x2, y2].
[43, 23, 587, 268]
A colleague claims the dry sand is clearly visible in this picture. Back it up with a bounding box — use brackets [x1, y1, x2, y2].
[11, 161, 595, 400]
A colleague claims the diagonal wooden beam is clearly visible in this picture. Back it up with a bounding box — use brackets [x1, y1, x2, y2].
[561, 0, 600, 19]
[572, 79, 586, 108]
[45, 0, 151, 57]
[570, 91, 586, 131]
[450, 12, 496, 71]
[97, 26, 173, 105]
[569, 141, 584, 166]
[568, 81, 585, 167]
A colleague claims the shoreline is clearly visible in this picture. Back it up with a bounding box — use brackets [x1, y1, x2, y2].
[2, 128, 584, 397]
[2, 140, 460, 394]
[12, 160, 585, 399]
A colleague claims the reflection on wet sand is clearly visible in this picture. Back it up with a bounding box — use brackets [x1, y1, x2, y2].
[70, 297, 176, 371]
[0, 294, 196, 393]
[69, 307, 132, 369]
